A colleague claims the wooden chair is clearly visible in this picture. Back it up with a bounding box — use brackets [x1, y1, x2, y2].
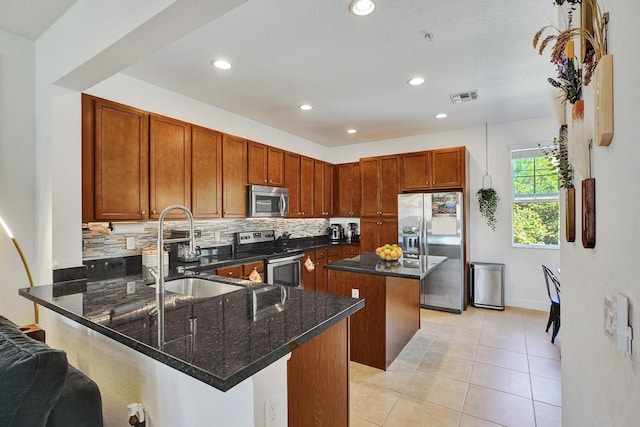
[542, 264, 561, 343]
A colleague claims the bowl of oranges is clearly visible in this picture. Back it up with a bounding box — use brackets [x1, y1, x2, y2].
[375, 244, 402, 262]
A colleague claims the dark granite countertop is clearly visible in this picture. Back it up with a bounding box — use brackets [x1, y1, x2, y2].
[325, 252, 447, 280]
[20, 273, 363, 392]
[82, 237, 358, 280]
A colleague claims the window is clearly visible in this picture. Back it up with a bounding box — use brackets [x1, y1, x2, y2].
[511, 146, 559, 247]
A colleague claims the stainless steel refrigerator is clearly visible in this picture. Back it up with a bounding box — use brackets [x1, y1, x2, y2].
[398, 192, 464, 313]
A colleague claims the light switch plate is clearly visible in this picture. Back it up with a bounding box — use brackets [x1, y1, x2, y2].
[351, 289, 359, 299]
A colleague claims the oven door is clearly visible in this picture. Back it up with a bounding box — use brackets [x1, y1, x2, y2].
[266, 253, 304, 287]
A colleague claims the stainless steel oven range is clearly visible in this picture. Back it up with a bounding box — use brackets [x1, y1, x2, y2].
[235, 230, 303, 287]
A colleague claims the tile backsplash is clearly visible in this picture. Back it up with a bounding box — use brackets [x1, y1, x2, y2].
[83, 218, 330, 260]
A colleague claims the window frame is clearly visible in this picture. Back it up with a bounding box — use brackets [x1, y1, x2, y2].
[510, 145, 560, 249]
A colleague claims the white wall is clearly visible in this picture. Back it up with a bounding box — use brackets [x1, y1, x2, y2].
[329, 118, 560, 310]
[561, 1, 640, 425]
[0, 30, 38, 325]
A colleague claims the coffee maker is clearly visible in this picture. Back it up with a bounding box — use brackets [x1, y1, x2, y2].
[346, 222, 358, 243]
[329, 224, 344, 242]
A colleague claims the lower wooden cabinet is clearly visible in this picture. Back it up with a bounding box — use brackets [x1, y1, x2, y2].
[341, 244, 360, 258]
[288, 319, 349, 426]
[216, 260, 264, 282]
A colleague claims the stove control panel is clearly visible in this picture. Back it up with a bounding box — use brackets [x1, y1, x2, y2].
[236, 230, 275, 245]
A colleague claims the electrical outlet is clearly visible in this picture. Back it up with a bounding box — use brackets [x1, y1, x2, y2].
[351, 288, 360, 298]
[265, 394, 281, 427]
[126, 236, 136, 250]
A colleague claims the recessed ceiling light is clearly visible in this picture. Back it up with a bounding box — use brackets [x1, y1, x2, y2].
[211, 59, 231, 70]
[408, 77, 425, 86]
[434, 113, 448, 119]
[349, 0, 376, 16]
[347, 129, 357, 134]
[299, 104, 313, 111]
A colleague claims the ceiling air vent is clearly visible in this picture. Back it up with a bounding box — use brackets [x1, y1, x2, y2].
[450, 90, 479, 104]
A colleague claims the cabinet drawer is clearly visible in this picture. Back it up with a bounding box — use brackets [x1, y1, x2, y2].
[243, 261, 264, 275]
[315, 249, 327, 259]
[328, 246, 341, 257]
[341, 245, 360, 258]
[216, 265, 243, 278]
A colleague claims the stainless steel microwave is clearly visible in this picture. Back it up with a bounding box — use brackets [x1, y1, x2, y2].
[247, 185, 289, 218]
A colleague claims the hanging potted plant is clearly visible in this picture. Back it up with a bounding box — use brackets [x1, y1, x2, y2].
[477, 187, 499, 231]
[477, 123, 499, 231]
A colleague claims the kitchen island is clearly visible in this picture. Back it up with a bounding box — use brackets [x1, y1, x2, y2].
[326, 252, 446, 370]
[20, 272, 363, 426]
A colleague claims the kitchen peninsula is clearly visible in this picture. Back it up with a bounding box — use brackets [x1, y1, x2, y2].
[326, 252, 446, 370]
[20, 271, 363, 426]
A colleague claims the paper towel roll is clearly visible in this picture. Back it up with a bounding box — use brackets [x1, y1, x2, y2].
[109, 222, 146, 234]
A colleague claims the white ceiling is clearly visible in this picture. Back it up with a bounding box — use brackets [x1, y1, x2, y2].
[1, 0, 559, 147]
[0, 0, 76, 40]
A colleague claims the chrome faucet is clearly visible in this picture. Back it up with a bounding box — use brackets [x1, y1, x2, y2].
[150, 205, 197, 351]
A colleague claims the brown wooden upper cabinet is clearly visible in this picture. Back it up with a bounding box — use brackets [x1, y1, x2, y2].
[149, 114, 191, 219]
[300, 156, 315, 217]
[82, 95, 149, 222]
[335, 162, 361, 217]
[314, 160, 334, 217]
[247, 141, 284, 187]
[191, 126, 222, 218]
[222, 134, 247, 217]
[360, 155, 399, 217]
[401, 146, 465, 191]
[284, 151, 301, 217]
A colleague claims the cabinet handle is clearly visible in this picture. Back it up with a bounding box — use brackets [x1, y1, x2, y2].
[152, 210, 156, 214]
[227, 272, 233, 276]
[141, 210, 146, 215]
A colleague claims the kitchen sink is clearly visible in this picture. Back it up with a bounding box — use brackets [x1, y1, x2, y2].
[151, 278, 243, 298]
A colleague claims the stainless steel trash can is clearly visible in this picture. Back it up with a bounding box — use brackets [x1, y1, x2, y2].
[470, 262, 505, 310]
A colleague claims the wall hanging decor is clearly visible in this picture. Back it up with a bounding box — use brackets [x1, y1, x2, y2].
[534, 0, 613, 146]
[582, 139, 596, 248]
[541, 125, 576, 242]
[477, 123, 499, 231]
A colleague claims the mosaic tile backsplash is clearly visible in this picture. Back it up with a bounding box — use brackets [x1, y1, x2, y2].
[83, 218, 331, 260]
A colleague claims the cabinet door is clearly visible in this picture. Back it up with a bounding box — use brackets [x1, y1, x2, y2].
[314, 160, 325, 217]
[314, 257, 328, 293]
[431, 147, 464, 188]
[247, 140, 268, 185]
[191, 126, 222, 218]
[85, 96, 149, 222]
[360, 158, 381, 216]
[359, 218, 382, 253]
[149, 115, 191, 219]
[300, 253, 315, 291]
[300, 156, 315, 217]
[401, 151, 430, 191]
[284, 152, 301, 217]
[381, 218, 399, 246]
[267, 147, 285, 187]
[352, 162, 362, 217]
[222, 134, 247, 217]
[324, 163, 334, 217]
[336, 164, 352, 217]
[379, 156, 399, 217]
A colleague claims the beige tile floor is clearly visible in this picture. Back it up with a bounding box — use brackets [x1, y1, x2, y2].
[350, 306, 561, 427]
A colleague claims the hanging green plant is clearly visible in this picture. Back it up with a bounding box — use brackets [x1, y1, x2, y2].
[478, 123, 500, 231]
[477, 188, 500, 230]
